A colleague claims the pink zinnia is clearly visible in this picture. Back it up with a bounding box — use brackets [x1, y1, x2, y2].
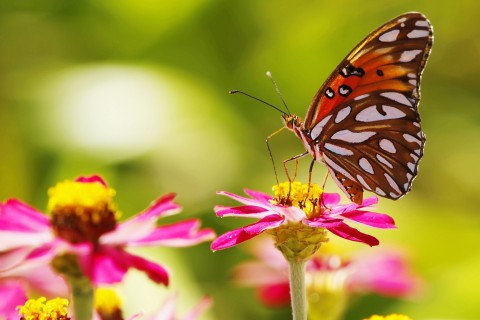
[233, 238, 422, 308]
[0, 175, 215, 287]
[211, 181, 396, 251]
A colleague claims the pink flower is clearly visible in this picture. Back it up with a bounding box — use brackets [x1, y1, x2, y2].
[211, 182, 395, 250]
[0, 175, 216, 287]
[234, 237, 422, 308]
[0, 250, 69, 318]
[140, 294, 212, 320]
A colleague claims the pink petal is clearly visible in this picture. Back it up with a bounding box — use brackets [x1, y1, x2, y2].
[80, 246, 169, 286]
[75, 175, 108, 187]
[128, 219, 216, 247]
[0, 282, 27, 319]
[211, 215, 284, 251]
[327, 222, 379, 246]
[321, 193, 341, 206]
[153, 294, 177, 320]
[217, 191, 272, 209]
[181, 296, 212, 320]
[303, 217, 343, 228]
[0, 231, 54, 252]
[257, 283, 291, 308]
[215, 205, 271, 218]
[0, 199, 50, 232]
[341, 210, 396, 229]
[233, 261, 287, 286]
[101, 193, 181, 245]
[0, 248, 35, 271]
[243, 189, 273, 204]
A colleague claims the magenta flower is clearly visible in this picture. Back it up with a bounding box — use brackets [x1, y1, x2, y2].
[0, 249, 69, 318]
[211, 182, 395, 251]
[0, 175, 215, 286]
[233, 237, 422, 308]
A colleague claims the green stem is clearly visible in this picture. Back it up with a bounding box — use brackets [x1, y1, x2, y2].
[288, 259, 307, 320]
[70, 277, 94, 320]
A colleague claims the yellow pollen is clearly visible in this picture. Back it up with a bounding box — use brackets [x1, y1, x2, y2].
[48, 179, 117, 214]
[272, 181, 323, 218]
[95, 288, 123, 316]
[17, 297, 69, 320]
[364, 315, 413, 320]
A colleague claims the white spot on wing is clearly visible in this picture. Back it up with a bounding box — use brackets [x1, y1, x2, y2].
[407, 162, 416, 172]
[379, 29, 400, 42]
[359, 157, 374, 174]
[376, 187, 386, 196]
[406, 173, 413, 181]
[398, 17, 407, 23]
[384, 173, 401, 194]
[355, 105, 406, 122]
[407, 73, 416, 78]
[399, 50, 422, 62]
[380, 92, 413, 107]
[354, 94, 370, 101]
[403, 133, 422, 146]
[324, 143, 354, 156]
[390, 192, 400, 198]
[409, 79, 417, 86]
[310, 115, 332, 140]
[415, 20, 430, 27]
[407, 29, 430, 38]
[331, 130, 376, 143]
[379, 139, 396, 153]
[323, 154, 355, 181]
[356, 174, 370, 190]
[335, 106, 351, 123]
[376, 154, 394, 169]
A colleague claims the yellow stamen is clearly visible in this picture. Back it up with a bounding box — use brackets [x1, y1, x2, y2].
[364, 315, 413, 320]
[17, 297, 69, 320]
[48, 180, 116, 213]
[95, 288, 123, 319]
[48, 179, 119, 244]
[272, 181, 323, 218]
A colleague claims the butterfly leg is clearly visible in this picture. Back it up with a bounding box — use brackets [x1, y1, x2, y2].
[266, 127, 286, 185]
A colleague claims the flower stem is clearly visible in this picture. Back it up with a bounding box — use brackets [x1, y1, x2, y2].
[288, 259, 307, 320]
[70, 277, 94, 320]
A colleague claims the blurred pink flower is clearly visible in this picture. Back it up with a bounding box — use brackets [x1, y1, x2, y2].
[0, 249, 69, 319]
[211, 185, 395, 250]
[234, 237, 422, 308]
[140, 294, 212, 320]
[0, 175, 215, 286]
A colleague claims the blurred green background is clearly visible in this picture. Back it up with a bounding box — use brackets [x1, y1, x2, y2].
[1, 0, 479, 319]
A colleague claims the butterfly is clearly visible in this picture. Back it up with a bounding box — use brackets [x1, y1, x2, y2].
[282, 12, 433, 204]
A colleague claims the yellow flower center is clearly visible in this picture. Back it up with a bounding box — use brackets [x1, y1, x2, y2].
[272, 181, 323, 219]
[17, 297, 69, 320]
[95, 288, 123, 320]
[48, 179, 119, 244]
[364, 315, 412, 320]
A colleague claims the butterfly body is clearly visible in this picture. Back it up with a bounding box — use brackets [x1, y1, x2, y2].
[283, 12, 433, 204]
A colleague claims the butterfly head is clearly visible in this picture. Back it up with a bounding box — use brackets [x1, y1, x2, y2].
[282, 114, 302, 132]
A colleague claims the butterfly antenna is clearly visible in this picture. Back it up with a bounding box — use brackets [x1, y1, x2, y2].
[266, 71, 292, 115]
[228, 90, 285, 114]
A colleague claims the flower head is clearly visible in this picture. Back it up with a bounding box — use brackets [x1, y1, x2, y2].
[211, 182, 395, 256]
[233, 237, 421, 314]
[17, 297, 70, 320]
[0, 175, 216, 287]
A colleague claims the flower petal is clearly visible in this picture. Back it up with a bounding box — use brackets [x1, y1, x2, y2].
[216, 191, 272, 209]
[182, 295, 212, 320]
[0, 199, 50, 232]
[320, 193, 341, 206]
[215, 205, 271, 218]
[75, 175, 108, 186]
[128, 219, 216, 247]
[257, 283, 291, 308]
[327, 222, 379, 246]
[80, 246, 169, 286]
[243, 189, 273, 204]
[341, 210, 396, 229]
[211, 215, 284, 251]
[101, 193, 181, 245]
[0, 282, 27, 319]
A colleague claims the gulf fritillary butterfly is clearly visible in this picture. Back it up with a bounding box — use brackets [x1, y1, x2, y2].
[282, 12, 433, 204]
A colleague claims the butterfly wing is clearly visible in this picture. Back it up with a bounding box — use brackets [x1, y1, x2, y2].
[305, 12, 433, 203]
